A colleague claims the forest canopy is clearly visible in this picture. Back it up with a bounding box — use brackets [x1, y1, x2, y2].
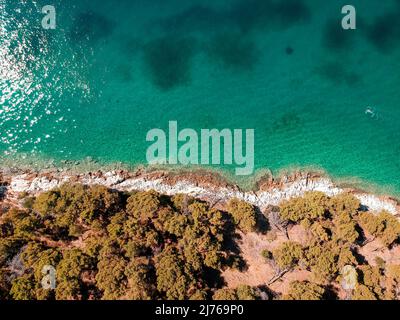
[0, 184, 260, 300]
[0, 183, 399, 301]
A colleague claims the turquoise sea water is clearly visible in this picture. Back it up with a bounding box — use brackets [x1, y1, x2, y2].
[1, 0, 400, 193]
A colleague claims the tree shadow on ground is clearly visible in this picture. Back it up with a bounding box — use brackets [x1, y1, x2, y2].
[256, 206, 271, 235]
[222, 212, 248, 272]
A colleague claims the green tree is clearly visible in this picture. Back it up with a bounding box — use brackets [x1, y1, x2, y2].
[153, 207, 188, 237]
[272, 242, 303, 271]
[283, 281, 325, 300]
[236, 285, 258, 300]
[0, 268, 11, 299]
[309, 222, 330, 244]
[358, 265, 383, 299]
[0, 238, 23, 267]
[213, 285, 258, 300]
[10, 274, 36, 300]
[332, 211, 359, 244]
[213, 288, 238, 300]
[336, 245, 357, 269]
[353, 284, 377, 300]
[386, 265, 400, 300]
[56, 249, 93, 300]
[179, 201, 225, 270]
[33, 184, 121, 233]
[95, 244, 128, 300]
[125, 258, 156, 300]
[126, 190, 160, 223]
[79, 185, 121, 225]
[33, 190, 60, 217]
[279, 192, 328, 223]
[171, 194, 194, 213]
[359, 211, 400, 247]
[189, 290, 208, 300]
[227, 198, 257, 233]
[305, 243, 338, 281]
[155, 246, 195, 300]
[329, 193, 360, 217]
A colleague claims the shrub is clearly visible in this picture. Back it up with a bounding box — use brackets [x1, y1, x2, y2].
[374, 257, 385, 270]
[22, 197, 35, 210]
[261, 249, 273, 260]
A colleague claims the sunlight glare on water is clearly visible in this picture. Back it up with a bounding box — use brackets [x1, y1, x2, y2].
[0, 0, 89, 157]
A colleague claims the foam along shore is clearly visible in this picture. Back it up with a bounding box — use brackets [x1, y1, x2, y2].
[2, 168, 399, 216]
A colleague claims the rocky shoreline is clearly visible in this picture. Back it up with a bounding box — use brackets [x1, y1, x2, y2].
[1, 167, 399, 216]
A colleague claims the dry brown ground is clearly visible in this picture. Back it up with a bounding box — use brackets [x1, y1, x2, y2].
[222, 226, 400, 298]
[359, 239, 400, 266]
[222, 226, 314, 296]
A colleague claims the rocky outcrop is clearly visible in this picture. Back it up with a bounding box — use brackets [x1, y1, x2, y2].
[2, 168, 399, 215]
